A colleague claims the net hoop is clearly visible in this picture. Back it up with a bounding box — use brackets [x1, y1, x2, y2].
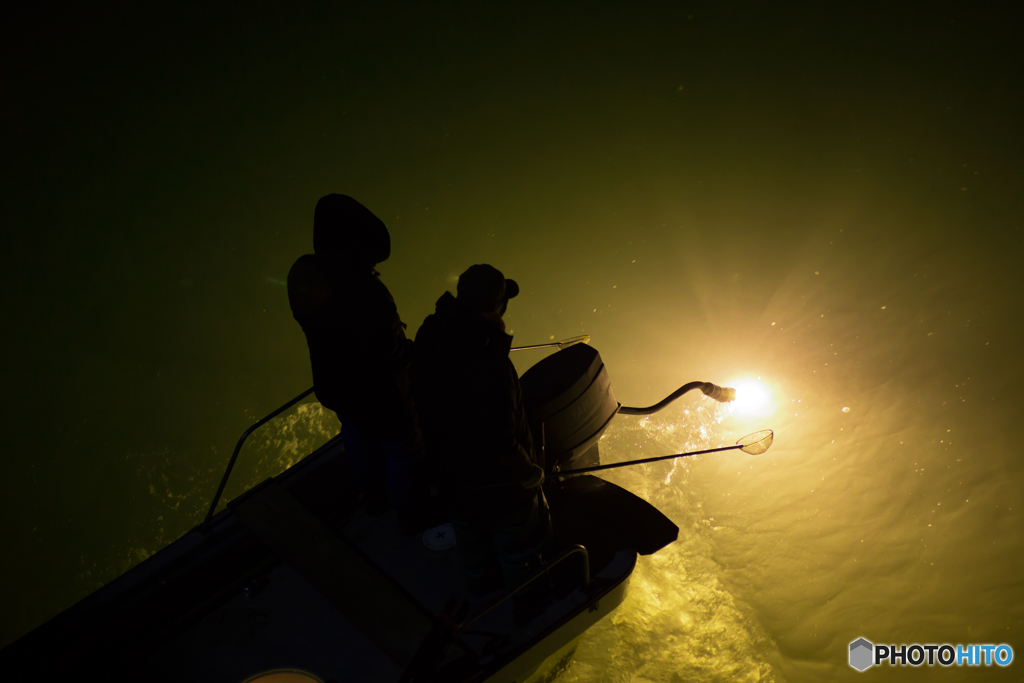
[736, 429, 774, 455]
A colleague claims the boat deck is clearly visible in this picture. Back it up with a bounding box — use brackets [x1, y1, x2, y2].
[152, 493, 636, 683]
[1, 434, 672, 683]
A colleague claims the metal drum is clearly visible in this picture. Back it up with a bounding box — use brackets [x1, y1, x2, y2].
[520, 343, 619, 473]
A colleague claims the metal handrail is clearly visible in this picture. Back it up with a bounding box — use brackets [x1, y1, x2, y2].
[459, 544, 590, 631]
[397, 544, 590, 683]
[200, 336, 579, 531]
[201, 386, 317, 529]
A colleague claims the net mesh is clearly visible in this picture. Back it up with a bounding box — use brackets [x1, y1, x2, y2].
[736, 429, 773, 455]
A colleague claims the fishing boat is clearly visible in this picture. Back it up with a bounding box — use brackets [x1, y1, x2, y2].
[1, 341, 765, 683]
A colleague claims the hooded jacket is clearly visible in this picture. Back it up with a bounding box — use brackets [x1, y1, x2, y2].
[413, 292, 537, 514]
[288, 254, 416, 441]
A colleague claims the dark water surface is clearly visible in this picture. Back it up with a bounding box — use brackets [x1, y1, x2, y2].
[5, 4, 1023, 681]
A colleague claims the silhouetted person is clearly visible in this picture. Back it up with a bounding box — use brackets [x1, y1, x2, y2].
[413, 264, 551, 625]
[288, 194, 424, 532]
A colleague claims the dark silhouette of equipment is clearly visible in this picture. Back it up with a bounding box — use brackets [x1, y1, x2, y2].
[521, 344, 619, 474]
[520, 343, 737, 475]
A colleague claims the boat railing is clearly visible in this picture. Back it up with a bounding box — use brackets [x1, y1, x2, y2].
[202, 386, 317, 530]
[398, 545, 590, 683]
[204, 339, 587, 530]
[459, 544, 590, 631]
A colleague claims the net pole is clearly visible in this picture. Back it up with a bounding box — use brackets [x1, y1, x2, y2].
[557, 444, 745, 475]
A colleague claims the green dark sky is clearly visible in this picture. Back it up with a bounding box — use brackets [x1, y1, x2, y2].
[4, 3, 1023, 679]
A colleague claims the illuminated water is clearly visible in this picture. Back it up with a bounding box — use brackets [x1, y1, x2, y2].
[5, 5, 1022, 681]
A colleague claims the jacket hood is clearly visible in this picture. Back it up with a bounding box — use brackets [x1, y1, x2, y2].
[313, 194, 391, 266]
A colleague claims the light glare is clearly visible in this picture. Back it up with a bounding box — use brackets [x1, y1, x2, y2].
[728, 379, 773, 418]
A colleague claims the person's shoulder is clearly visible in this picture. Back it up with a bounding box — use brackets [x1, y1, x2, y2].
[414, 299, 467, 360]
[288, 253, 318, 274]
[414, 311, 443, 345]
[287, 254, 330, 317]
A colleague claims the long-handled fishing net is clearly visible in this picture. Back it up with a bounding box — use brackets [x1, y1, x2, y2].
[555, 429, 774, 475]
